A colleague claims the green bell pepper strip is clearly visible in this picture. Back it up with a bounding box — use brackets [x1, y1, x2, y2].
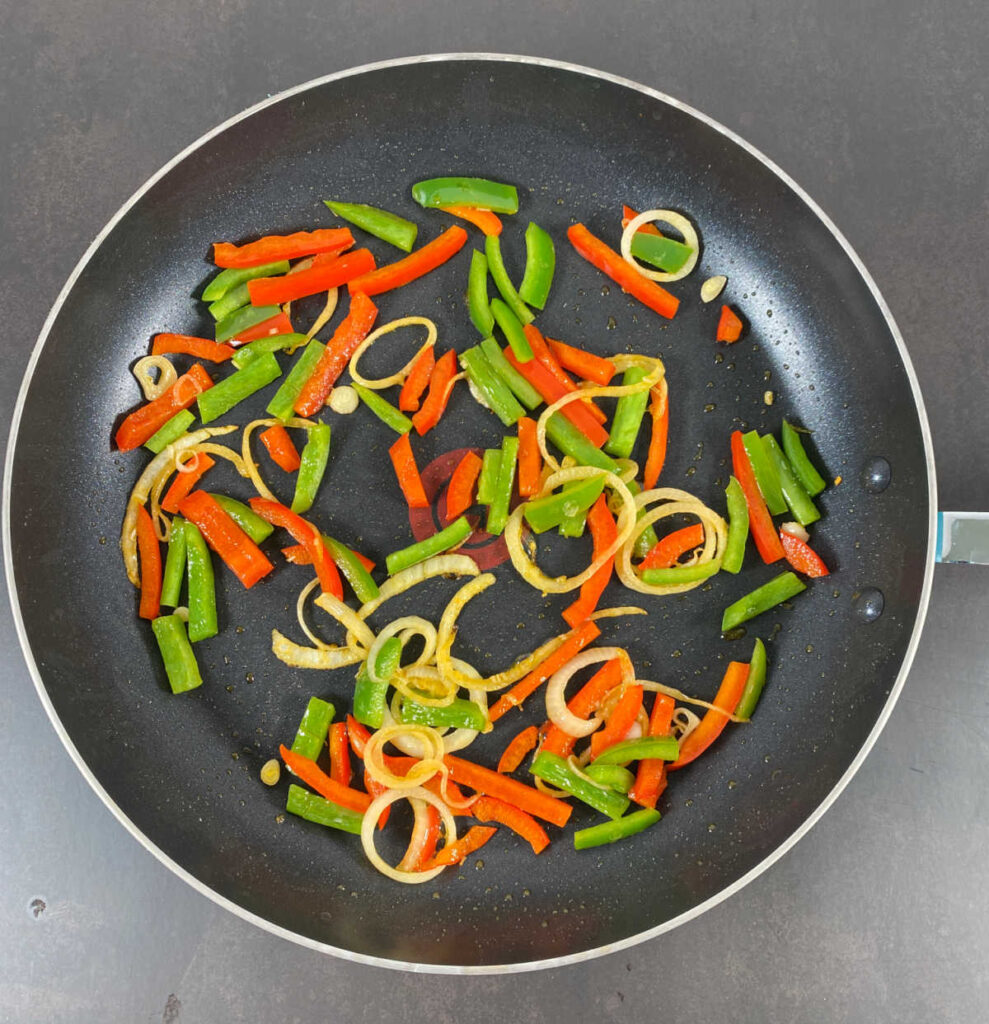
[207, 494, 274, 543]
[640, 562, 720, 587]
[781, 420, 827, 496]
[573, 808, 661, 850]
[518, 222, 555, 310]
[486, 436, 518, 536]
[411, 177, 519, 214]
[546, 414, 619, 472]
[184, 521, 218, 643]
[385, 516, 472, 575]
[232, 333, 309, 369]
[530, 751, 630, 820]
[722, 476, 749, 574]
[291, 422, 331, 514]
[460, 346, 525, 426]
[721, 571, 807, 633]
[476, 449, 502, 505]
[584, 764, 635, 794]
[523, 476, 606, 533]
[202, 260, 290, 303]
[742, 429, 787, 515]
[290, 696, 335, 760]
[197, 351, 282, 424]
[761, 435, 820, 526]
[604, 366, 650, 459]
[401, 695, 487, 732]
[214, 303, 283, 344]
[151, 614, 203, 694]
[352, 637, 402, 729]
[352, 383, 413, 434]
[486, 238, 534, 327]
[629, 233, 693, 274]
[590, 735, 680, 766]
[479, 337, 541, 409]
[736, 637, 768, 720]
[160, 517, 187, 608]
[144, 409, 195, 454]
[468, 250, 495, 336]
[322, 535, 379, 604]
[558, 508, 587, 538]
[490, 297, 534, 362]
[285, 783, 363, 835]
[323, 200, 417, 253]
[207, 281, 250, 323]
[266, 341, 325, 422]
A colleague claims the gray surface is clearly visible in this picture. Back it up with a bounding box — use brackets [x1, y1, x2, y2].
[1, 1, 986, 1021]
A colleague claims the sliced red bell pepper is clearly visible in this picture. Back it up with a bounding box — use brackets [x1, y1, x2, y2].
[213, 228, 354, 269]
[260, 424, 301, 473]
[388, 433, 429, 509]
[446, 450, 483, 520]
[546, 338, 616, 386]
[151, 334, 235, 362]
[668, 661, 750, 770]
[567, 223, 680, 320]
[247, 249, 376, 305]
[516, 416, 542, 497]
[472, 795, 549, 855]
[780, 529, 830, 577]
[345, 715, 372, 757]
[347, 226, 469, 297]
[621, 205, 662, 236]
[282, 541, 375, 574]
[161, 453, 216, 514]
[562, 494, 617, 627]
[425, 825, 497, 869]
[443, 755, 572, 827]
[398, 344, 435, 412]
[439, 205, 503, 236]
[589, 682, 643, 759]
[293, 291, 378, 416]
[642, 385, 669, 490]
[231, 310, 294, 345]
[629, 692, 676, 808]
[135, 505, 162, 620]
[497, 725, 540, 774]
[731, 430, 784, 563]
[177, 490, 274, 588]
[247, 497, 343, 597]
[540, 658, 623, 758]
[638, 523, 704, 571]
[328, 721, 351, 786]
[398, 803, 442, 872]
[279, 744, 371, 813]
[115, 363, 213, 451]
[716, 305, 744, 343]
[523, 325, 607, 424]
[411, 349, 459, 436]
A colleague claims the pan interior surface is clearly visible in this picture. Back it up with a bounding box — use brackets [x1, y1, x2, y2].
[6, 58, 930, 969]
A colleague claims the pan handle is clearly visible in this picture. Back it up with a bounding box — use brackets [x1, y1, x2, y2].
[937, 512, 989, 565]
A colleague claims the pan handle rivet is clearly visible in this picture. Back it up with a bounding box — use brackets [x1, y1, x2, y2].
[861, 457, 891, 493]
[852, 587, 884, 622]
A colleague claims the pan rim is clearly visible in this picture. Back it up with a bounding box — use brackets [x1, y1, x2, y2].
[2, 52, 938, 974]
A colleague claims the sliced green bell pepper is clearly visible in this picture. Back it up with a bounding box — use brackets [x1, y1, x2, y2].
[266, 341, 325, 422]
[291, 422, 331, 514]
[290, 696, 335, 760]
[742, 429, 786, 515]
[232, 333, 309, 369]
[486, 435, 518, 536]
[523, 476, 606, 534]
[352, 637, 402, 729]
[286, 784, 363, 835]
[476, 449, 502, 505]
[353, 383, 413, 434]
[411, 177, 519, 214]
[604, 366, 649, 459]
[214, 304, 282, 344]
[781, 420, 827, 496]
[590, 735, 679, 766]
[722, 475, 749, 574]
[736, 637, 768, 720]
[151, 614, 203, 694]
[197, 351, 282, 424]
[762, 434, 820, 526]
[486, 237, 533, 327]
[324, 200, 417, 252]
[721, 572, 807, 633]
[460, 346, 525, 426]
[480, 337, 541, 409]
[573, 808, 661, 850]
[629, 233, 693, 273]
[201, 260, 290, 303]
[518, 222, 555, 310]
[207, 494, 274, 544]
[184, 520, 218, 643]
[530, 751, 630, 820]
[144, 409, 195, 454]
[468, 250, 495, 336]
[385, 516, 472, 575]
[401, 696, 487, 732]
[160, 517, 187, 608]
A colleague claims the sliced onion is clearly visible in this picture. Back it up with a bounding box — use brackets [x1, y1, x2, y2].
[566, 755, 610, 790]
[364, 724, 444, 789]
[360, 785, 456, 884]
[638, 679, 744, 721]
[357, 555, 480, 622]
[304, 288, 339, 345]
[294, 578, 332, 650]
[588, 606, 648, 621]
[314, 591, 376, 650]
[241, 416, 316, 501]
[133, 355, 177, 400]
[781, 521, 809, 543]
[545, 647, 634, 738]
[671, 706, 701, 741]
[328, 386, 359, 414]
[270, 629, 363, 670]
[348, 316, 436, 390]
[700, 275, 727, 303]
[620, 209, 700, 283]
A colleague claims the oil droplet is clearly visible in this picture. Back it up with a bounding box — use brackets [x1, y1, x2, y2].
[606, 316, 617, 330]
[714, 352, 724, 364]
[763, 370, 772, 380]
[671, 649, 683, 658]
[861, 457, 891, 493]
[703, 403, 716, 413]
[853, 588, 884, 622]
[723, 626, 747, 641]
[601, 284, 610, 296]
[685, 466, 696, 476]
[727, 780, 737, 789]
[245, 672, 254, 683]
[475, 859, 484, 870]
[685, 799, 693, 807]
[805, 645, 814, 653]
[708, 823, 717, 832]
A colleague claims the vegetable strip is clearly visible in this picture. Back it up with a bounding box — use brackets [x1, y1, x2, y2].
[178, 490, 274, 588]
[573, 808, 661, 850]
[184, 520, 218, 642]
[546, 339, 616, 386]
[540, 657, 623, 758]
[115, 364, 213, 451]
[247, 249, 376, 305]
[385, 517, 472, 575]
[160, 517, 187, 608]
[279, 744, 371, 814]
[328, 722, 351, 786]
[518, 222, 555, 310]
[638, 523, 704, 571]
[497, 725, 539, 774]
[516, 416, 542, 498]
[445, 451, 483, 520]
[197, 352, 282, 424]
[530, 752, 629, 820]
[135, 505, 162, 620]
[152, 334, 235, 363]
[323, 201, 418, 253]
[485, 435, 518, 537]
[388, 433, 429, 509]
[151, 614, 203, 694]
[260, 424, 301, 472]
[439, 205, 503, 236]
[472, 796, 549, 855]
[781, 421, 827, 496]
[642, 384, 669, 490]
[213, 228, 354, 269]
[562, 494, 617, 627]
[398, 345, 435, 412]
[589, 683, 643, 759]
[731, 430, 784, 563]
[292, 419, 334, 516]
[629, 693, 676, 809]
[668, 662, 750, 770]
[347, 226, 468, 297]
[291, 697, 335, 760]
[412, 350, 459, 436]
[247, 498, 343, 597]
[161, 453, 215, 513]
[443, 756, 572, 828]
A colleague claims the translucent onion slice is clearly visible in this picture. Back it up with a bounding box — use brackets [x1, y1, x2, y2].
[364, 724, 445, 789]
[566, 755, 609, 790]
[672, 706, 701, 741]
[396, 662, 489, 752]
[588, 606, 648, 620]
[356, 555, 481, 623]
[545, 647, 635, 738]
[304, 288, 338, 346]
[360, 785, 457, 884]
[348, 316, 437, 390]
[366, 616, 437, 683]
[133, 355, 177, 400]
[328, 386, 359, 414]
[637, 679, 745, 721]
[314, 591, 376, 651]
[270, 629, 363, 670]
[620, 209, 700, 283]
[295, 578, 331, 650]
[700, 275, 727, 303]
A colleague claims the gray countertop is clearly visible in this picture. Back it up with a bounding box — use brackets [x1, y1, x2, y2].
[2, 3, 987, 1022]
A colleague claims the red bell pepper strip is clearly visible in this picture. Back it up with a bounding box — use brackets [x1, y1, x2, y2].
[114, 364, 212, 451]
[425, 825, 497, 869]
[260, 424, 301, 473]
[642, 385, 669, 490]
[362, 768, 391, 830]
[516, 416, 542, 497]
[546, 339, 616, 386]
[231, 311, 294, 345]
[621, 205, 662, 236]
[504, 347, 610, 448]
[472, 795, 549, 854]
[443, 755, 572, 827]
[278, 744, 371, 813]
[629, 692, 676, 808]
[282, 541, 375, 574]
[439, 205, 503, 236]
[398, 803, 442, 871]
[716, 305, 744, 343]
[381, 756, 475, 814]
[562, 494, 617, 628]
[213, 228, 354, 269]
[347, 225, 469, 297]
[135, 505, 162, 620]
[446, 450, 483, 520]
[497, 725, 540, 774]
[398, 344, 435, 412]
[523, 325, 607, 425]
[388, 433, 429, 509]
[668, 661, 750, 770]
[638, 523, 705, 571]
[177, 490, 274, 588]
[151, 334, 235, 362]
[731, 430, 784, 563]
[540, 658, 624, 758]
[488, 620, 601, 722]
[411, 349, 459, 436]
[589, 682, 643, 759]
[161, 453, 216, 514]
[345, 715, 372, 757]
[567, 223, 680, 320]
[247, 249, 376, 305]
[293, 292, 378, 416]
[328, 721, 351, 786]
[247, 497, 343, 597]
[780, 529, 830, 577]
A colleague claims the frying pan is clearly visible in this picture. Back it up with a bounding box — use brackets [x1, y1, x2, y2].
[3, 55, 937, 972]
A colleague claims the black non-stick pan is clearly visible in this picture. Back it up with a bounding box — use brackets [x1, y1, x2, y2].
[3, 56, 936, 971]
